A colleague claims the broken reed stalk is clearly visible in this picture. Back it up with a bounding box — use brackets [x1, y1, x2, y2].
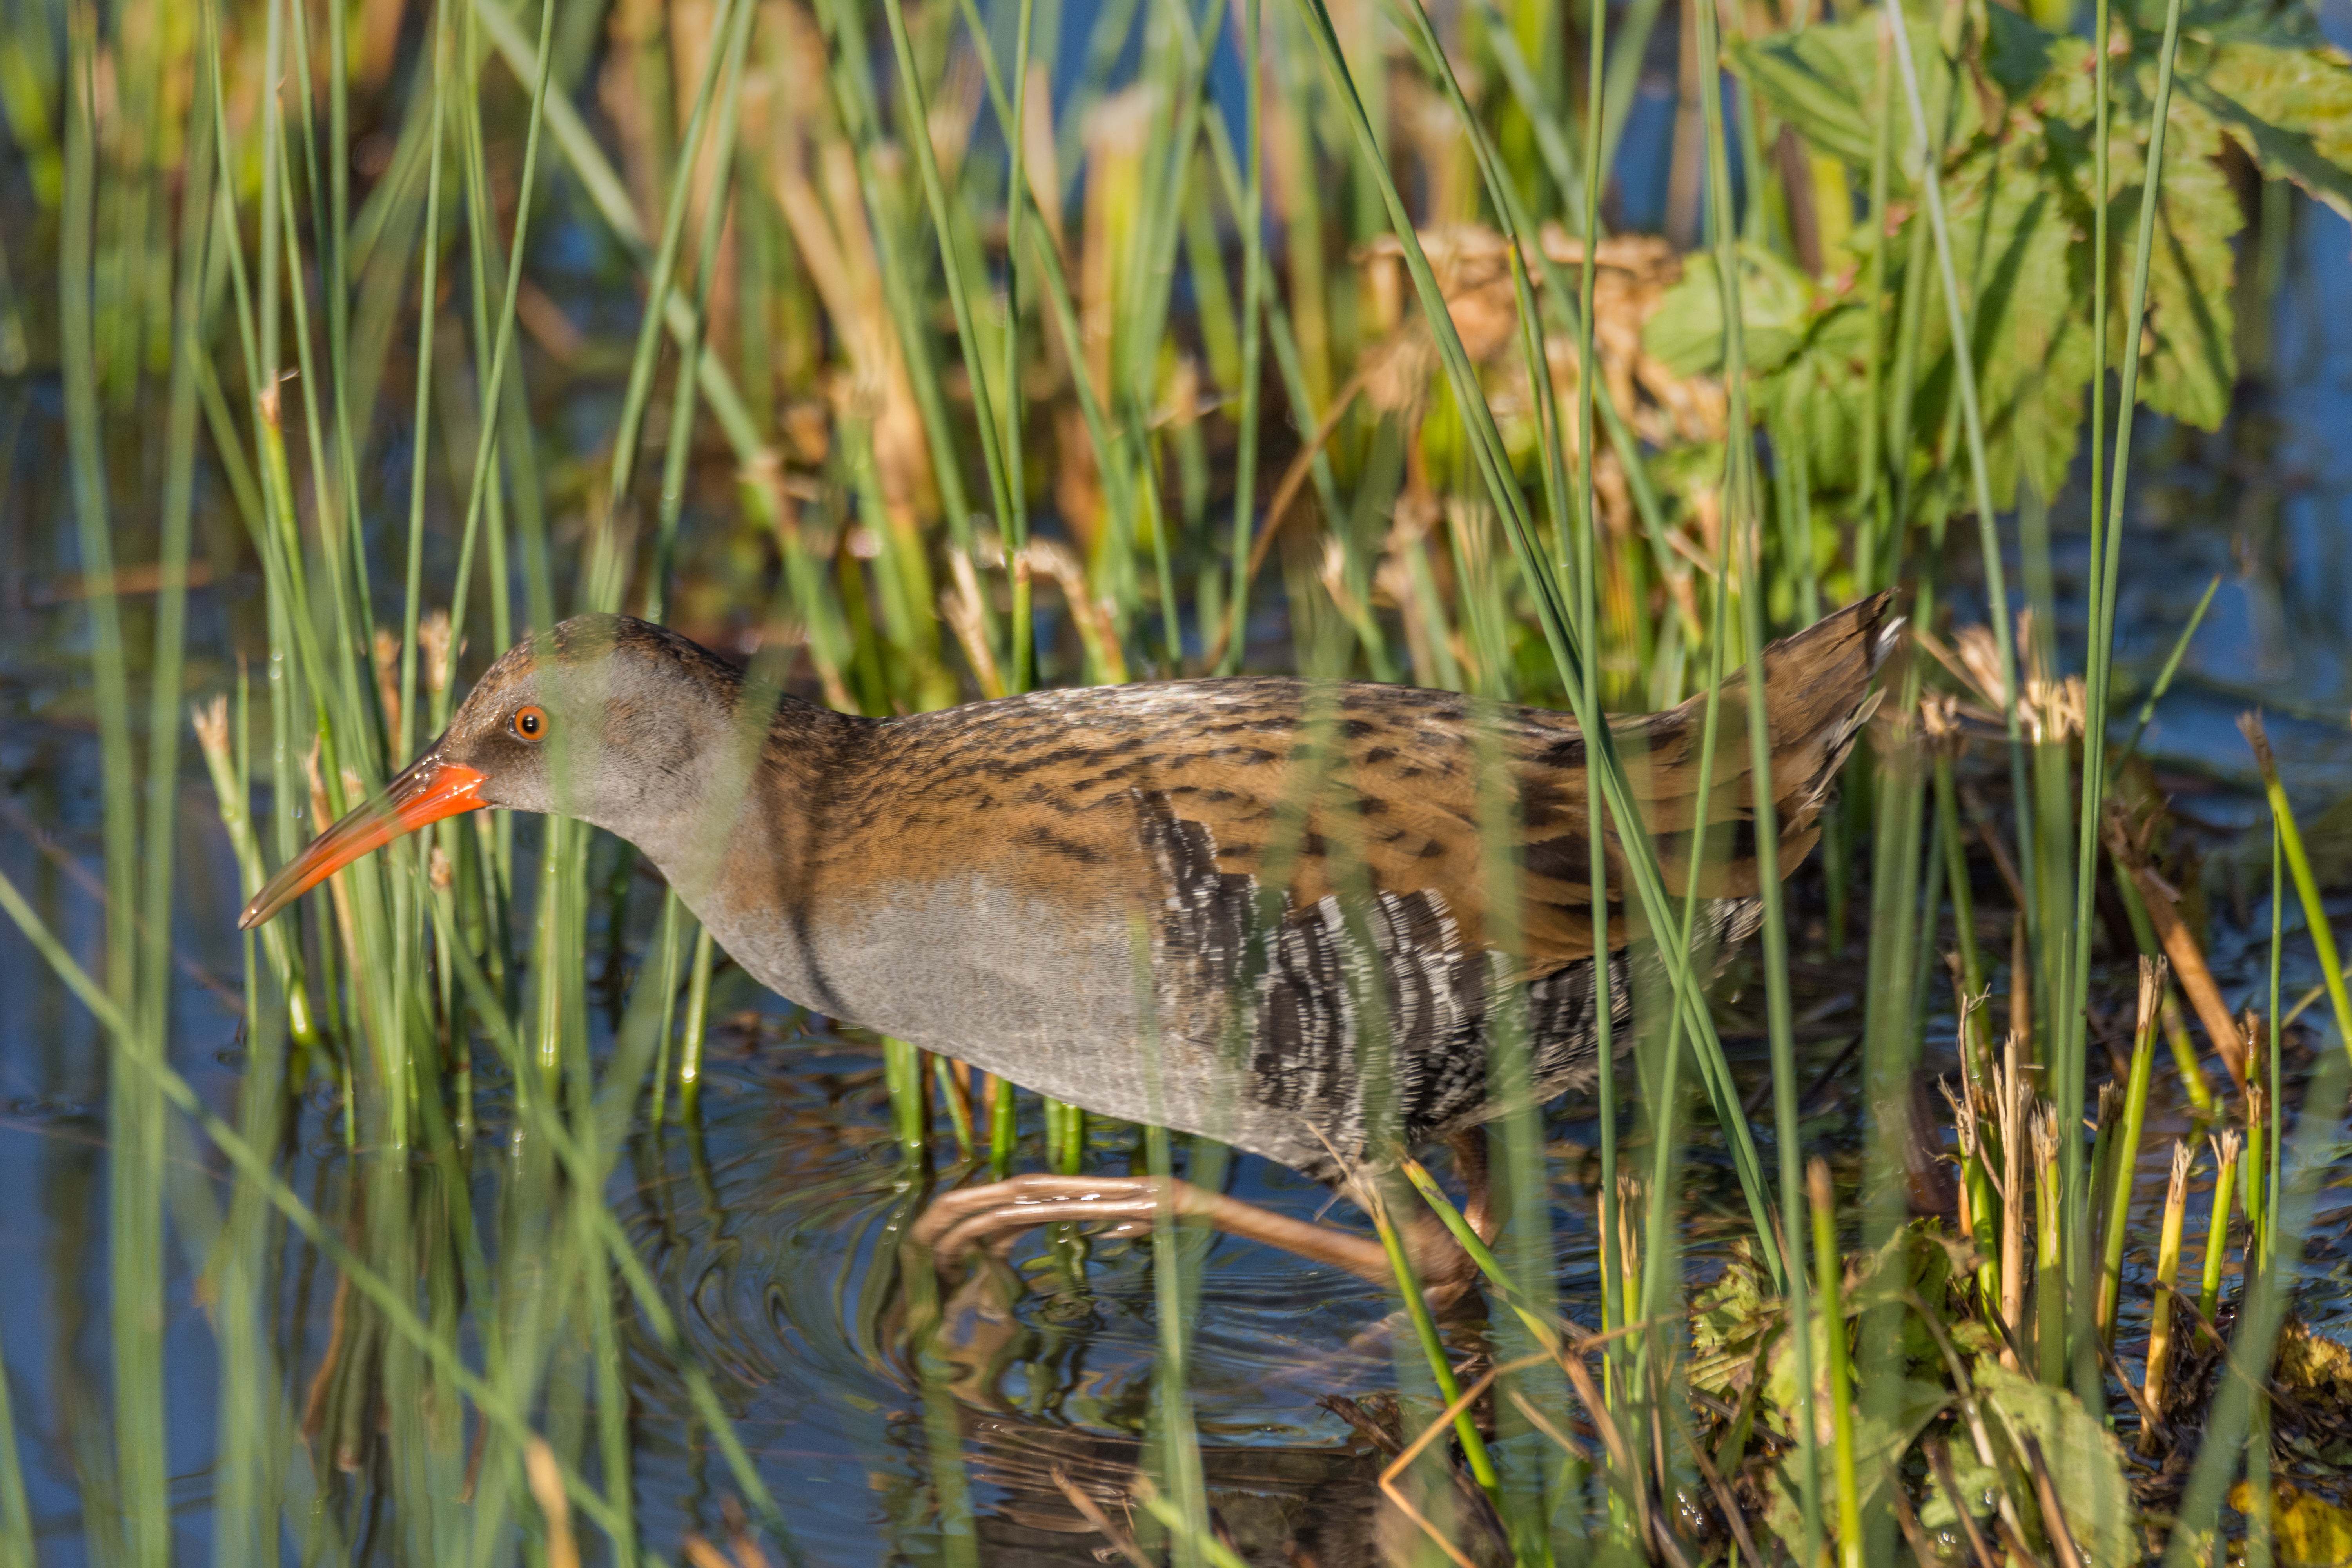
[2098, 957, 2164, 1341]
[1809, 1158, 1863, 1568]
[2138, 1139, 2195, 1454]
[1945, 1073, 1999, 1306]
[2105, 805, 2248, 1089]
[1999, 1033, 2029, 1366]
[2199, 1129, 2241, 1327]
[2031, 1107, 2064, 1382]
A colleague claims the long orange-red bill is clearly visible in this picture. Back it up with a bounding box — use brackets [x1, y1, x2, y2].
[238, 755, 489, 929]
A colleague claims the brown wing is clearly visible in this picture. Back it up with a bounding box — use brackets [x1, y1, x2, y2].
[838, 591, 1895, 976]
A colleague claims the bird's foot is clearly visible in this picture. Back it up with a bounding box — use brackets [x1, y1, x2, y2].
[909, 1172, 1401, 1288]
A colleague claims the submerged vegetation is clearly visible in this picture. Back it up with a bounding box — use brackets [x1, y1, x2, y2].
[4, 0, 2352, 1559]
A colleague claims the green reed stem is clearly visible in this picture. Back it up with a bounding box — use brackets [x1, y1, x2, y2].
[2245, 720, 2352, 1058]
[469, 0, 770, 483]
[2159, 1051, 2352, 1568]
[2098, 960, 2162, 1342]
[677, 922, 716, 1117]
[2114, 573, 2219, 774]
[396, 25, 448, 767]
[0, 1324, 30, 1563]
[1883, 8, 2032, 896]
[441, 0, 557, 704]
[1575, 0, 1621, 1367]
[1219, 0, 1267, 675]
[2200, 1130, 2240, 1326]
[1366, 1189, 1506, 1513]
[600, 0, 748, 562]
[62, 0, 166, 1550]
[2069, 0, 2188, 1400]
[881, 0, 1009, 671]
[2267, 815, 2284, 1275]
[1697, 0, 1818, 1518]
[1809, 1161, 1862, 1568]
[1004, 10, 1039, 668]
[989, 1074, 1016, 1180]
[1362, 0, 1786, 1285]
[884, 1044, 927, 1166]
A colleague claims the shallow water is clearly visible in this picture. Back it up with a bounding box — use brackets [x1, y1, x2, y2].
[6, 94, 2352, 1568]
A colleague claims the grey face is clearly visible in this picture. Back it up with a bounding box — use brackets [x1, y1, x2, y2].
[436, 614, 747, 840]
[238, 614, 759, 931]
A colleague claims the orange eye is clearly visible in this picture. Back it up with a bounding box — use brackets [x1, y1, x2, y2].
[512, 705, 549, 742]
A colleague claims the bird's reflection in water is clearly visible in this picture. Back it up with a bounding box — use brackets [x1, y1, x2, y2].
[630, 1032, 1502, 1564]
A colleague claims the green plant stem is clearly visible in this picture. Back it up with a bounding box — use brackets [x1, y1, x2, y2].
[2114, 573, 2220, 773]
[2098, 970, 2160, 1343]
[677, 922, 716, 1117]
[2067, 0, 2189, 1404]
[1883, 12, 2031, 845]
[1365, 1191, 1506, 1512]
[2200, 1134, 2239, 1326]
[1357, 0, 1788, 1287]
[882, 0, 1012, 670]
[1220, 0, 1267, 675]
[2245, 722, 2352, 1058]
[1812, 1162, 1862, 1568]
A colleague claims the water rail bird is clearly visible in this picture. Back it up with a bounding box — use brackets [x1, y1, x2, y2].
[243, 592, 1897, 1289]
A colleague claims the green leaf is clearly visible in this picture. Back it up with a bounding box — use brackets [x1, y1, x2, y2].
[1919, 1436, 2004, 1534]
[1979, 2, 2062, 101]
[1976, 1363, 2138, 1568]
[2185, 40, 2352, 218]
[1904, 136, 2099, 505]
[1730, 13, 1974, 178]
[1728, 16, 1886, 169]
[2125, 127, 2241, 430]
[1643, 244, 1818, 380]
[1760, 1380, 1945, 1563]
[1758, 303, 1874, 497]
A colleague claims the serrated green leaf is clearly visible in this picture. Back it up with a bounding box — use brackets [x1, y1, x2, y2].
[1919, 1436, 2004, 1534]
[1980, 2, 2062, 100]
[2185, 40, 2352, 217]
[1901, 138, 2099, 504]
[1976, 1363, 2138, 1568]
[1760, 1379, 1945, 1562]
[2125, 132, 2241, 430]
[1642, 244, 1817, 380]
[1729, 17, 1886, 169]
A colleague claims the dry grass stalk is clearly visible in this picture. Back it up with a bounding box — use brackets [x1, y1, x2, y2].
[1078, 85, 1156, 410]
[2139, 1139, 2197, 1453]
[523, 1437, 581, 1568]
[2009, 913, 2033, 1053]
[371, 628, 401, 748]
[1019, 61, 1065, 260]
[940, 550, 1004, 700]
[1024, 540, 1126, 684]
[2103, 802, 2247, 1088]
[1925, 1437, 2001, 1568]
[419, 608, 454, 698]
[755, 5, 933, 526]
[1046, 1465, 1153, 1568]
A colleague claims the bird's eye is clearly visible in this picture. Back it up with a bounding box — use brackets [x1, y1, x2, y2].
[513, 705, 548, 742]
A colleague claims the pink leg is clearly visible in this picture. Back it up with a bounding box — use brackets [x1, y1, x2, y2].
[911, 1172, 1399, 1286]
